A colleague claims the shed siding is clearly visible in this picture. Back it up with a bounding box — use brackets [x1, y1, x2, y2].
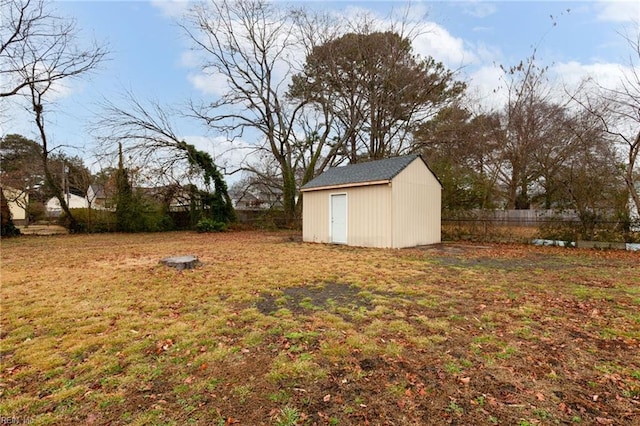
[302, 184, 392, 247]
[302, 190, 329, 243]
[347, 184, 392, 248]
[391, 158, 441, 248]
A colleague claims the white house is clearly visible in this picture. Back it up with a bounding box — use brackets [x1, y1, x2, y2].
[45, 193, 88, 217]
[301, 155, 442, 249]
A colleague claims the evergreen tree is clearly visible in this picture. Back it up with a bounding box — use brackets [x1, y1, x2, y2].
[115, 143, 134, 232]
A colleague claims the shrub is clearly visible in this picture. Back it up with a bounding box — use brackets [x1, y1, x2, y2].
[537, 220, 578, 244]
[195, 218, 227, 233]
[63, 208, 117, 233]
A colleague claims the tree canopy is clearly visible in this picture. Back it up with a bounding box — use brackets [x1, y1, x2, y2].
[290, 31, 466, 162]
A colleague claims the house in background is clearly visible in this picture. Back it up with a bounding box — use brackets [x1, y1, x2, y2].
[229, 189, 263, 209]
[229, 187, 283, 210]
[87, 184, 109, 210]
[301, 154, 442, 249]
[45, 193, 88, 217]
[2, 186, 28, 226]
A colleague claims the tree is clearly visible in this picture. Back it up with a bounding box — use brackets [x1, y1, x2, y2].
[1, 0, 107, 231]
[181, 0, 345, 225]
[0, 133, 91, 223]
[1, 0, 50, 98]
[290, 31, 466, 162]
[414, 105, 503, 212]
[0, 134, 41, 222]
[95, 95, 235, 227]
[114, 143, 133, 231]
[499, 57, 545, 209]
[569, 29, 640, 221]
[555, 113, 626, 238]
[0, 187, 21, 236]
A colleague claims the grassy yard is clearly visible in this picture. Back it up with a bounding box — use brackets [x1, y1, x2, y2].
[1, 231, 639, 425]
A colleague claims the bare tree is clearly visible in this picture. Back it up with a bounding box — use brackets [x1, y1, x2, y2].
[1, 0, 107, 230]
[1, 0, 47, 98]
[570, 29, 640, 220]
[493, 53, 576, 209]
[414, 104, 503, 211]
[95, 94, 235, 225]
[183, 0, 330, 223]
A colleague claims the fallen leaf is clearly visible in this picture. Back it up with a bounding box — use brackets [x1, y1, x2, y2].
[536, 392, 545, 401]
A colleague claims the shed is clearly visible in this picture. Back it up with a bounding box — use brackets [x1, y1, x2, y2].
[300, 154, 442, 248]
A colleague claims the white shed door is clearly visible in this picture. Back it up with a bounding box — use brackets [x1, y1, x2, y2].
[330, 194, 347, 244]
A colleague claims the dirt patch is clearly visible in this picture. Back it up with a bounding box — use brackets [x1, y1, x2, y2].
[256, 282, 372, 315]
[17, 224, 68, 235]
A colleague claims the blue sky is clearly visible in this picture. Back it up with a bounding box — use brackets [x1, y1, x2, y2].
[3, 0, 639, 180]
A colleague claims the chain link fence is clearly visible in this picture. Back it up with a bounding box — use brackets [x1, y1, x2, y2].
[442, 210, 640, 244]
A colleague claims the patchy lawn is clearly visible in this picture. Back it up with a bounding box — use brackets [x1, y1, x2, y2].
[1, 231, 639, 425]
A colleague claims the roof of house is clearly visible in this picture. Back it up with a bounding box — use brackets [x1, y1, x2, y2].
[89, 184, 106, 198]
[301, 154, 438, 191]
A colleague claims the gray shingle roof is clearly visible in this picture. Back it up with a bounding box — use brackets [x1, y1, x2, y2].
[301, 155, 424, 191]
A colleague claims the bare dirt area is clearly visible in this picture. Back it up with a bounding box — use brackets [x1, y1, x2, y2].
[1, 232, 639, 425]
[16, 223, 68, 236]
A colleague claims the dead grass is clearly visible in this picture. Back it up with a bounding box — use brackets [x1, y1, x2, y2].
[1, 231, 639, 425]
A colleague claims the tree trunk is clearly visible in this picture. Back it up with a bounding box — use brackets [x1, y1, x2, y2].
[32, 94, 79, 231]
[281, 167, 298, 227]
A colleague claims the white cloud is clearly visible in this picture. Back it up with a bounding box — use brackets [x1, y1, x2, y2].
[596, 0, 640, 23]
[466, 64, 506, 110]
[463, 2, 497, 19]
[179, 50, 199, 68]
[462, 60, 634, 112]
[552, 60, 630, 91]
[187, 72, 229, 97]
[149, 0, 189, 19]
[413, 22, 478, 68]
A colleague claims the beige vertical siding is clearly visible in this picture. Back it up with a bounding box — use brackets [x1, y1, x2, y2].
[302, 190, 330, 243]
[302, 185, 392, 247]
[346, 184, 392, 248]
[391, 158, 441, 248]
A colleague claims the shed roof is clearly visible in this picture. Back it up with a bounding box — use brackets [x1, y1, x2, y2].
[301, 154, 437, 191]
